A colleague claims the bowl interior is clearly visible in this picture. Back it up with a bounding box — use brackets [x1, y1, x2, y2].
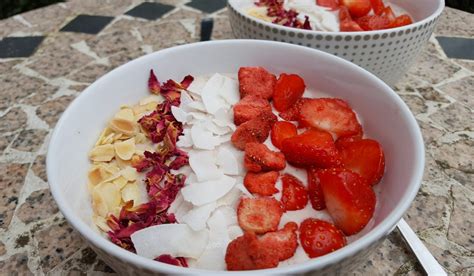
[47, 40, 424, 273]
[391, 0, 443, 21]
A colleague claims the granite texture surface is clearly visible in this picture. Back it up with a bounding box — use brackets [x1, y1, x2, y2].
[0, 1, 473, 275]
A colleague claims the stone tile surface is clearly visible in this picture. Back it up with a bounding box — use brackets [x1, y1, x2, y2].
[16, 189, 59, 224]
[0, 163, 29, 229]
[0, 2, 472, 275]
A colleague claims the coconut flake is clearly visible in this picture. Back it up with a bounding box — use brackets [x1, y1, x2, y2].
[187, 76, 208, 95]
[216, 186, 242, 208]
[181, 202, 217, 231]
[187, 101, 207, 112]
[190, 123, 220, 150]
[168, 192, 184, 214]
[202, 118, 231, 136]
[220, 76, 240, 106]
[215, 205, 238, 227]
[213, 108, 236, 131]
[131, 224, 209, 259]
[228, 225, 244, 240]
[216, 145, 242, 175]
[189, 150, 223, 182]
[195, 209, 231, 270]
[171, 106, 190, 123]
[201, 73, 229, 114]
[181, 175, 236, 206]
[176, 129, 193, 148]
[180, 90, 194, 112]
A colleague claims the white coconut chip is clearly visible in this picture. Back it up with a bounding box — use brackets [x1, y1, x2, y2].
[181, 175, 236, 206]
[220, 76, 240, 106]
[195, 209, 231, 270]
[235, 181, 253, 198]
[168, 192, 184, 214]
[216, 145, 242, 176]
[213, 108, 236, 131]
[179, 90, 194, 112]
[187, 101, 207, 112]
[176, 129, 193, 148]
[201, 73, 229, 114]
[216, 186, 242, 208]
[228, 225, 244, 240]
[181, 202, 217, 231]
[186, 76, 208, 96]
[171, 106, 190, 123]
[189, 150, 223, 182]
[202, 118, 231, 136]
[131, 224, 209, 259]
[214, 205, 238, 227]
[190, 123, 220, 150]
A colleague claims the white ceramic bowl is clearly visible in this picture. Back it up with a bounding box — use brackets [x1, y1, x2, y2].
[228, 0, 444, 86]
[47, 40, 424, 274]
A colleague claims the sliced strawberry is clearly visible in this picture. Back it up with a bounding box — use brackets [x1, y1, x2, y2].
[237, 197, 283, 234]
[238, 67, 277, 100]
[335, 134, 363, 149]
[337, 139, 385, 186]
[356, 15, 391, 30]
[299, 218, 346, 258]
[307, 167, 326, 210]
[225, 232, 279, 270]
[370, 0, 385, 15]
[258, 222, 298, 261]
[281, 129, 341, 168]
[317, 0, 340, 10]
[319, 168, 376, 235]
[339, 6, 353, 22]
[340, 0, 371, 18]
[279, 98, 309, 121]
[231, 110, 277, 150]
[233, 95, 272, 125]
[382, 6, 396, 22]
[271, 121, 297, 149]
[244, 171, 279, 196]
[388, 14, 413, 28]
[244, 142, 286, 172]
[340, 20, 364, 32]
[281, 174, 308, 211]
[273, 74, 306, 112]
[298, 98, 362, 138]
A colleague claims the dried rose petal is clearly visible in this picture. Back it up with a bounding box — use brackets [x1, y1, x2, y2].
[155, 254, 188, 267]
[148, 70, 161, 94]
[254, 0, 312, 30]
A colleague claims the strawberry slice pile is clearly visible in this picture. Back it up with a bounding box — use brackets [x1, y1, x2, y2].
[318, 0, 414, 31]
[225, 67, 386, 270]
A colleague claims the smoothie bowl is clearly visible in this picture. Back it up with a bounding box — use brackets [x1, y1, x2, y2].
[47, 40, 424, 274]
[228, 0, 444, 86]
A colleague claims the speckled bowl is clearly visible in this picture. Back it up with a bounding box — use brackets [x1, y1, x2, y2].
[47, 40, 424, 275]
[228, 0, 444, 86]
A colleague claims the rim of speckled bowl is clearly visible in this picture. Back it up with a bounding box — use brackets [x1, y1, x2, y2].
[47, 40, 425, 275]
[227, 0, 445, 36]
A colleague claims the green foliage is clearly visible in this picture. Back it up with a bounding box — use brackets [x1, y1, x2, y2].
[0, 0, 64, 19]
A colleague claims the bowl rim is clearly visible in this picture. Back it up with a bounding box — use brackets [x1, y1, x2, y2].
[227, 0, 445, 36]
[47, 39, 425, 274]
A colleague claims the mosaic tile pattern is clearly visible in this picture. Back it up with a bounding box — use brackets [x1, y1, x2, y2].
[0, 1, 472, 274]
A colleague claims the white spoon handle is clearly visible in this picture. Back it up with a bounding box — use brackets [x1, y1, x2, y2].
[397, 218, 447, 276]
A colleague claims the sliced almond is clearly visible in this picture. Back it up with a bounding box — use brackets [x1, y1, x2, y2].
[114, 138, 136, 160]
[115, 108, 135, 121]
[109, 118, 137, 136]
[93, 215, 111, 232]
[91, 189, 109, 217]
[121, 182, 140, 206]
[95, 128, 113, 146]
[121, 166, 137, 182]
[89, 144, 115, 162]
[115, 155, 132, 169]
[134, 132, 147, 144]
[88, 164, 114, 185]
[101, 132, 116, 145]
[113, 176, 128, 190]
[94, 181, 121, 213]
